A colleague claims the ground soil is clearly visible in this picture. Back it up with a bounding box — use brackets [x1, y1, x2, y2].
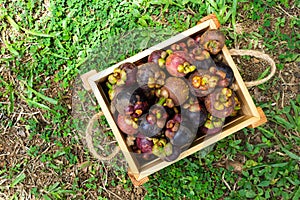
[0, 3, 299, 200]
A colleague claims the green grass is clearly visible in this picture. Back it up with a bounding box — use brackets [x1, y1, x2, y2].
[0, 0, 299, 199]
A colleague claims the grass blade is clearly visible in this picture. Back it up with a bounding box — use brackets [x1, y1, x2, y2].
[26, 98, 52, 111]
[257, 126, 275, 138]
[0, 169, 7, 176]
[27, 69, 33, 99]
[9, 88, 14, 114]
[21, 27, 60, 37]
[0, 76, 9, 87]
[5, 15, 59, 37]
[63, 57, 87, 77]
[258, 67, 271, 80]
[272, 115, 294, 129]
[53, 151, 66, 158]
[48, 52, 69, 60]
[231, 0, 238, 28]
[2, 31, 19, 56]
[281, 147, 300, 161]
[207, 0, 218, 10]
[43, 195, 52, 200]
[249, 162, 288, 170]
[257, 67, 271, 90]
[269, 162, 289, 168]
[285, 112, 296, 127]
[6, 16, 20, 31]
[290, 100, 300, 131]
[48, 182, 60, 192]
[293, 187, 300, 200]
[223, 9, 233, 24]
[11, 173, 26, 187]
[19, 91, 58, 114]
[26, 84, 58, 105]
[290, 100, 299, 117]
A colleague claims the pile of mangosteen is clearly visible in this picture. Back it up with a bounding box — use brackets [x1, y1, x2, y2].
[105, 29, 241, 162]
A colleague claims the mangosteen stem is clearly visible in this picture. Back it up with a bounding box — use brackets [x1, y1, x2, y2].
[157, 97, 166, 106]
[106, 82, 112, 89]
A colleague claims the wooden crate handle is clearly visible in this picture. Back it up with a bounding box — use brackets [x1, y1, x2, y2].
[86, 112, 120, 161]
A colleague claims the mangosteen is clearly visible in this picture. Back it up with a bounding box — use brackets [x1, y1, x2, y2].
[199, 29, 225, 55]
[210, 62, 235, 88]
[170, 42, 188, 52]
[148, 50, 169, 68]
[151, 139, 180, 161]
[204, 87, 236, 118]
[230, 96, 241, 117]
[113, 86, 149, 118]
[171, 125, 195, 148]
[106, 83, 124, 101]
[163, 77, 190, 106]
[136, 62, 166, 89]
[164, 113, 196, 148]
[186, 38, 198, 50]
[165, 51, 196, 77]
[107, 62, 137, 87]
[138, 99, 169, 137]
[189, 48, 217, 71]
[164, 144, 181, 162]
[199, 114, 225, 135]
[136, 134, 154, 153]
[151, 138, 168, 158]
[188, 70, 219, 97]
[117, 114, 138, 135]
[165, 114, 182, 140]
[182, 97, 208, 128]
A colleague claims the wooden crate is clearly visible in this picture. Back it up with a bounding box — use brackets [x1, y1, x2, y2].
[86, 19, 264, 183]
